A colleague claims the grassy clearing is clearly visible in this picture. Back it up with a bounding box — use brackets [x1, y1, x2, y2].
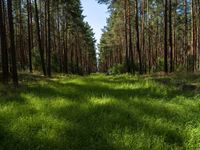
[0, 73, 200, 150]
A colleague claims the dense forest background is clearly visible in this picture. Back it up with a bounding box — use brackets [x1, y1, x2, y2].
[0, 0, 200, 86]
[0, 0, 97, 86]
[98, 0, 200, 75]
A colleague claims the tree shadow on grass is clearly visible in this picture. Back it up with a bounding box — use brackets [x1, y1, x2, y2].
[45, 79, 194, 100]
[152, 73, 200, 92]
[21, 79, 194, 148]
[50, 100, 184, 149]
[24, 77, 197, 126]
[0, 124, 24, 150]
[0, 85, 26, 104]
[0, 75, 198, 149]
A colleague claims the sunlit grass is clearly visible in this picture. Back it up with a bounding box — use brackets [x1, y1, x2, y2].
[0, 73, 200, 149]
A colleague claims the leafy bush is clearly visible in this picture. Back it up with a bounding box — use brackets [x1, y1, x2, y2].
[108, 64, 126, 75]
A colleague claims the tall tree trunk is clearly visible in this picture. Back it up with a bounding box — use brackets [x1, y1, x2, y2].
[64, 23, 68, 73]
[19, 0, 25, 70]
[0, 0, 9, 84]
[7, 0, 18, 86]
[173, 0, 177, 70]
[184, 0, 188, 70]
[169, 0, 173, 72]
[128, 0, 134, 73]
[34, 0, 46, 76]
[142, 0, 146, 73]
[47, 0, 51, 76]
[75, 34, 79, 74]
[197, 0, 200, 70]
[27, 0, 32, 73]
[135, 0, 142, 74]
[124, 0, 130, 72]
[164, 0, 168, 73]
[191, 0, 195, 72]
[147, 0, 151, 73]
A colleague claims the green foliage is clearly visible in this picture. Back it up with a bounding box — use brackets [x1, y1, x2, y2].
[51, 53, 60, 72]
[186, 125, 200, 150]
[108, 64, 126, 75]
[0, 74, 200, 149]
[32, 47, 41, 70]
[155, 58, 165, 72]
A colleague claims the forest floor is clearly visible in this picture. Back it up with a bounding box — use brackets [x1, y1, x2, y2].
[0, 73, 200, 150]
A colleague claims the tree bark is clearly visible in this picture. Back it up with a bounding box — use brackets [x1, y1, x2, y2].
[164, 0, 168, 73]
[7, 0, 18, 86]
[27, 0, 33, 73]
[34, 0, 46, 76]
[128, 0, 134, 73]
[124, 0, 130, 72]
[0, 0, 9, 84]
[47, 0, 51, 77]
[169, 0, 173, 72]
[135, 0, 142, 74]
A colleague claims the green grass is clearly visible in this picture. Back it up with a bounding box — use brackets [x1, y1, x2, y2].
[0, 73, 200, 150]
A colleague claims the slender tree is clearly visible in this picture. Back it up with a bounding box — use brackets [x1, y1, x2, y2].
[169, 0, 173, 72]
[47, 0, 51, 76]
[0, 0, 9, 84]
[34, 0, 46, 76]
[7, 0, 18, 86]
[128, 0, 134, 73]
[124, 0, 130, 72]
[135, 0, 142, 74]
[27, 0, 33, 73]
[164, 0, 168, 73]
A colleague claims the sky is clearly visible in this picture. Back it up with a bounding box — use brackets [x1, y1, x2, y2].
[81, 0, 109, 45]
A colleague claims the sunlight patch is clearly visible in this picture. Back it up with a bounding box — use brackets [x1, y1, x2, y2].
[186, 125, 200, 149]
[89, 97, 115, 105]
[9, 114, 74, 142]
[28, 98, 45, 111]
[0, 104, 14, 113]
[49, 99, 75, 109]
[109, 127, 166, 149]
[0, 104, 18, 118]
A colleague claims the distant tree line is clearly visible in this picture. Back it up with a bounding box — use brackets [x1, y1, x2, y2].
[98, 0, 200, 74]
[0, 0, 97, 86]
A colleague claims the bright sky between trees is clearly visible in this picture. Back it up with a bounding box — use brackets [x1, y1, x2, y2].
[81, 0, 109, 44]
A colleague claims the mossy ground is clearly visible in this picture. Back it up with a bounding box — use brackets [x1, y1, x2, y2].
[0, 73, 200, 150]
